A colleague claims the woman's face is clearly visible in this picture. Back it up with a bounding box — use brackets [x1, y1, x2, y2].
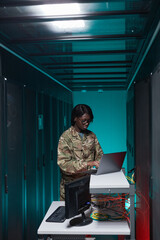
[74, 113, 91, 132]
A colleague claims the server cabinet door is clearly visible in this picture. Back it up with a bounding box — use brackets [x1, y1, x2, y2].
[43, 94, 52, 212]
[37, 92, 44, 222]
[25, 88, 37, 240]
[0, 79, 4, 240]
[57, 100, 64, 199]
[135, 80, 151, 240]
[51, 97, 59, 200]
[127, 89, 135, 174]
[59, 100, 65, 136]
[66, 103, 72, 129]
[151, 67, 160, 240]
[7, 82, 24, 240]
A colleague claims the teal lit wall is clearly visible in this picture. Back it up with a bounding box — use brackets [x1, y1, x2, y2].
[73, 90, 127, 168]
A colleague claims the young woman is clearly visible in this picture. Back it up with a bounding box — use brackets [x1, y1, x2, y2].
[57, 104, 103, 200]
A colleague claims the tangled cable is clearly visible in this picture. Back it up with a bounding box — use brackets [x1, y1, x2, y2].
[90, 193, 130, 222]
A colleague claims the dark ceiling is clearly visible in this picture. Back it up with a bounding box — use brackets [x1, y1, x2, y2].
[0, 0, 160, 91]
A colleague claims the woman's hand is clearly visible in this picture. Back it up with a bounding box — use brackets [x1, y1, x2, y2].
[87, 161, 100, 169]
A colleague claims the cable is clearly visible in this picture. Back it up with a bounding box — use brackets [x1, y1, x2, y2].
[125, 174, 135, 184]
[90, 193, 130, 222]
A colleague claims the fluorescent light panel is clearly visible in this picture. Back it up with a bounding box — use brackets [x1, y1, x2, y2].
[40, 3, 85, 30]
[42, 3, 80, 15]
[53, 20, 85, 29]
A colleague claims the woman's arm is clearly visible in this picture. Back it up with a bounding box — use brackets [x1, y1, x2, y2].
[94, 135, 103, 161]
[57, 137, 88, 175]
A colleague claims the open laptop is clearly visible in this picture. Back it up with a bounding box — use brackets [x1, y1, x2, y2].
[95, 151, 126, 175]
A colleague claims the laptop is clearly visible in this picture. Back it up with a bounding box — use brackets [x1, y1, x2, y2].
[95, 151, 126, 175]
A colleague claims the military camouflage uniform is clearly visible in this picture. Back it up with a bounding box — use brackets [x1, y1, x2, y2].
[57, 126, 103, 200]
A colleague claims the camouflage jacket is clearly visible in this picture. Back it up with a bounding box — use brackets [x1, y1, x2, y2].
[57, 126, 103, 200]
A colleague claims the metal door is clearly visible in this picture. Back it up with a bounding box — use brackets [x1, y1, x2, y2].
[0, 77, 5, 240]
[150, 65, 160, 240]
[127, 87, 135, 175]
[43, 94, 52, 212]
[6, 82, 24, 240]
[57, 100, 65, 199]
[51, 97, 59, 200]
[37, 92, 44, 223]
[24, 87, 37, 240]
[135, 79, 151, 240]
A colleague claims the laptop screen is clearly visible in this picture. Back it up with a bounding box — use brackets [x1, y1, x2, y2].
[96, 152, 126, 175]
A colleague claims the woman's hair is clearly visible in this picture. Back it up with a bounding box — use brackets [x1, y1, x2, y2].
[71, 104, 94, 126]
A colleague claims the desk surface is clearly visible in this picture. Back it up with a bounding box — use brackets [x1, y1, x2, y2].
[37, 201, 130, 236]
[90, 170, 130, 193]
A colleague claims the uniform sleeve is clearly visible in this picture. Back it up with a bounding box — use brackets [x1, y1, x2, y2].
[57, 136, 88, 175]
[94, 135, 103, 161]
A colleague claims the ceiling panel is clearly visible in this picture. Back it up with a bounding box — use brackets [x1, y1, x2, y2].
[0, 0, 159, 91]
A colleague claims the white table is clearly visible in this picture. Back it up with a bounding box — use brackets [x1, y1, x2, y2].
[90, 170, 130, 193]
[37, 171, 135, 240]
[38, 201, 130, 236]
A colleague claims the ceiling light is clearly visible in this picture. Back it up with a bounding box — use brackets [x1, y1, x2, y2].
[41, 3, 80, 16]
[40, 3, 85, 30]
[53, 20, 85, 29]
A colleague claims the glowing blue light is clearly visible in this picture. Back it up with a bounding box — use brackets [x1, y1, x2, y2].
[81, 89, 87, 93]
